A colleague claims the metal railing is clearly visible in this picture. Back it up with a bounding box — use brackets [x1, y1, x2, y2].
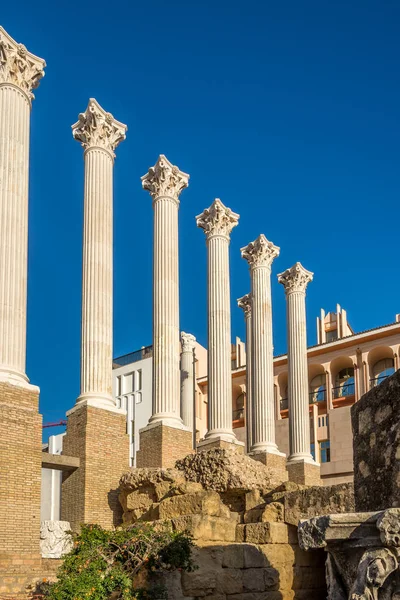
[113, 345, 153, 368]
[332, 383, 355, 399]
[232, 408, 245, 421]
[370, 375, 391, 387]
[309, 389, 327, 404]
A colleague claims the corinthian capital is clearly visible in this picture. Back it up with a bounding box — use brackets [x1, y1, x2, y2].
[0, 26, 46, 101]
[72, 99, 127, 157]
[196, 199, 239, 240]
[141, 155, 189, 202]
[181, 332, 196, 353]
[237, 294, 252, 318]
[278, 262, 313, 294]
[241, 234, 280, 269]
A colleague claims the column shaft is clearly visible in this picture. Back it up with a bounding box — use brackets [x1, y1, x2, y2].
[287, 291, 312, 460]
[251, 265, 277, 451]
[206, 235, 234, 439]
[245, 311, 253, 452]
[151, 197, 181, 424]
[80, 148, 114, 400]
[0, 86, 30, 380]
[181, 348, 194, 432]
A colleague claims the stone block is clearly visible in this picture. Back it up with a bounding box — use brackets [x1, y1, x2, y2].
[286, 461, 321, 486]
[181, 570, 217, 596]
[243, 568, 266, 592]
[250, 451, 289, 483]
[244, 522, 289, 544]
[136, 422, 193, 469]
[352, 370, 400, 511]
[221, 544, 245, 568]
[216, 568, 243, 594]
[258, 543, 295, 567]
[283, 482, 354, 526]
[243, 543, 268, 568]
[263, 566, 280, 590]
[197, 438, 245, 453]
[171, 515, 236, 542]
[158, 490, 223, 519]
[245, 489, 263, 511]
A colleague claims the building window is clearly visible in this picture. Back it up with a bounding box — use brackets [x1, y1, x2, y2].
[310, 443, 316, 461]
[136, 369, 142, 392]
[309, 374, 326, 403]
[371, 358, 395, 386]
[233, 393, 245, 420]
[326, 330, 338, 343]
[319, 440, 331, 463]
[333, 368, 355, 398]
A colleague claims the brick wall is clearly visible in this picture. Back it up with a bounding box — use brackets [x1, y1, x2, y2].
[0, 381, 43, 598]
[62, 404, 130, 531]
[136, 423, 193, 468]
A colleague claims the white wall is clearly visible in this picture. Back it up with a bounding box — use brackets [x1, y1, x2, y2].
[113, 356, 152, 466]
[41, 433, 64, 521]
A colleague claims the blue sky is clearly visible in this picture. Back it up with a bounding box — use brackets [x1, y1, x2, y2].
[2, 0, 399, 430]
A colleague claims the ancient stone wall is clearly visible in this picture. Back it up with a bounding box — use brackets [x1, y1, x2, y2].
[352, 369, 400, 511]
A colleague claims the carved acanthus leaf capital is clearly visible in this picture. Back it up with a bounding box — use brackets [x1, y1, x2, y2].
[196, 199, 239, 240]
[72, 99, 127, 157]
[278, 262, 313, 294]
[181, 332, 196, 352]
[0, 26, 46, 100]
[241, 234, 280, 269]
[141, 155, 189, 202]
[237, 293, 252, 318]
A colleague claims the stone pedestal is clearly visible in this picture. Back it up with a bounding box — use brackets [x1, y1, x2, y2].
[61, 404, 129, 531]
[286, 460, 321, 486]
[197, 199, 241, 447]
[136, 423, 194, 468]
[197, 437, 245, 454]
[0, 382, 43, 598]
[250, 449, 288, 478]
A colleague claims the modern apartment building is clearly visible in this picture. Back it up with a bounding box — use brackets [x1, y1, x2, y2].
[196, 306, 400, 484]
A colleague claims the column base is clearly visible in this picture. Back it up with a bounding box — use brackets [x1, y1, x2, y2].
[286, 459, 321, 486]
[136, 422, 194, 468]
[72, 392, 124, 414]
[0, 381, 43, 598]
[197, 436, 245, 454]
[62, 403, 130, 531]
[250, 450, 289, 481]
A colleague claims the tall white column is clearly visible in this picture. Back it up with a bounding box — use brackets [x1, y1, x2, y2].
[180, 332, 196, 437]
[278, 262, 315, 464]
[237, 294, 252, 453]
[0, 27, 45, 384]
[197, 199, 239, 444]
[142, 156, 189, 428]
[72, 99, 127, 410]
[241, 234, 281, 455]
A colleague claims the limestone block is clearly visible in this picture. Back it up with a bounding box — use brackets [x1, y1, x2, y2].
[244, 523, 290, 544]
[263, 567, 280, 590]
[158, 491, 224, 519]
[125, 485, 156, 511]
[40, 521, 73, 559]
[181, 570, 217, 596]
[242, 568, 267, 592]
[236, 524, 246, 542]
[243, 544, 269, 568]
[216, 568, 243, 594]
[244, 501, 284, 524]
[282, 482, 354, 526]
[171, 515, 236, 542]
[245, 489, 263, 511]
[221, 544, 245, 568]
[257, 543, 295, 568]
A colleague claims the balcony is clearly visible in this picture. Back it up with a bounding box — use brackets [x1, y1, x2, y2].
[370, 375, 391, 387]
[232, 407, 245, 428]
[309, 389, 326, 404]
[332, 382, 355, 399]
[280, 398, 288, 411]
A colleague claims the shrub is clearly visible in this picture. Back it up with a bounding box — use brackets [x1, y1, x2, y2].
[44, 523, 196, 600]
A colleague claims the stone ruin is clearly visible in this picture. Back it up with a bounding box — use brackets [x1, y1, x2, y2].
[118, 371, 400, 599]
[298, 369, 400, 598]
[119, 448, 354, 599]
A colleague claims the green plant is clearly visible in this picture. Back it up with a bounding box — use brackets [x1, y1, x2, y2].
[44, 523, 196, 600]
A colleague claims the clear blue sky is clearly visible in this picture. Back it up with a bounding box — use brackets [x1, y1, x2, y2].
[3, 0, 399, 431]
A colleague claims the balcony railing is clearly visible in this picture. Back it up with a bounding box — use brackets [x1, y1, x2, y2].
[232, 408, 245, 421]
[280, 398, 288, 411]
[370, 375, 390, 387]
[332, 383, 355, 399]
[309, 389, 326, 404]
[113, 345, 153, 368]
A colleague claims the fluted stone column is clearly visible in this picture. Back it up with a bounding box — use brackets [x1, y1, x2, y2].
[241, 235, 286, 472]
[72, 99, 127, 410]
[237, 294, 253, 453]
[136, 157, 192, 468]
[197, 199, 242, 449]
[63, 101, 130, 530]
[181, 332, 196, 439]
[0, 27, 45, 596]
[278, 262, 320, 485]
[0, 27, 45, 384]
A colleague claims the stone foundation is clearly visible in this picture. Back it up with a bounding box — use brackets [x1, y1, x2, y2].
[251, 450, 288, 481]
[286, 461, 321, 486]
[136, 422, 193, 468]
[0, 381, 43, 599]
[61, 404, 129, 531]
